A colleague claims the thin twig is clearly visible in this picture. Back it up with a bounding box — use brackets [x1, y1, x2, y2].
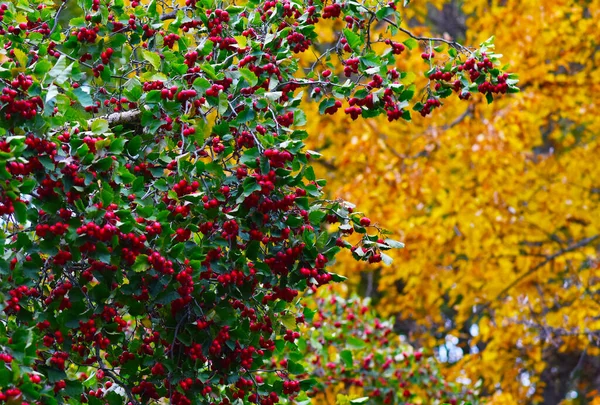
[492, 235, 599, 303]
[48, 0, 68, 36]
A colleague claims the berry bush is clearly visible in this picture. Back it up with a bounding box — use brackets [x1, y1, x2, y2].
[0, 0, 515, 403]
[283, 292, 480, 405]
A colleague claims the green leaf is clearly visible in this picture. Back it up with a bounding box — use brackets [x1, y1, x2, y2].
[127, 135, 142, 155]
[110, 137, 127, 153]
[399, 84, 415, 102]
[376, 6, 395, 20]
[201, 62, 219, 80]
[299, 379, 317, 391]
[403, 38, 419, 51]
[48, 55, 73, 85]
[236, 107, 255, 124]
[96, 157, 113, 171]
[239, 67, 258, 86]
[13, 200, 27, 223]
[318, 98, 336, 115]
[91, 119, 109, 135]
[346, 336, 366, 349]
[384, 238, 405, 248]
[287, 360, 305, 375]
[343, 28, 363, 52]
[142, 50, 161, 70]
[34, 59, 52, 75]
[124, 78, 143, 101]
[147, 0, 158, 17]
[133, 254, 150, 272]
[73, 86, 94, 107]
[308, 210, 326, 224]
[100, 188, 113, 205]
[381, 253, 393, 265]
[45, 85, 58, 104]
[340, 350, 353, 367]
[280, 314, 297, 330]
[330, 272, 347, 282]
[350, 397, 370, 404]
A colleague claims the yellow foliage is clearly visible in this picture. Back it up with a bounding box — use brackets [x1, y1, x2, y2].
[302, 0, 600, 403]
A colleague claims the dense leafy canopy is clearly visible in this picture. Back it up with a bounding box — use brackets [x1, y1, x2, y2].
[0, 0, 515, 403]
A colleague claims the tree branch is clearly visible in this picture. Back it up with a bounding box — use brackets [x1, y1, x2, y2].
[376, 14, 472, 54]
[492, 234, 599, 303]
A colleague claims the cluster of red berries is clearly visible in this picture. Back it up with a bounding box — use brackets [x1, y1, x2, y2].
[386, 105, 405, 122]
[419, 97, 441, 117]
[324, 100, 342, 115]
[0, 353, 13, 363]
[177, 88, 197, 102]
[235, 130, 256, 148]
[343, 57, 360, 77]
[180, 19, 202, 32]
[205, 83, 224, 97]
[150, 362, 166, 375]
[478, 73, 510, 94]
[208, 326, 231, 356]
[3, 285, 38, 313]
[1, 74, 42, 119]
[283, 329, 301, 342]
[421, 52, 434, 60]
[221, 219, 239, 240]
[458, 55, 494, 80]
[384, 39, 405, 55]
[14, 18, 51, 37]
[163, 32, 181, 48]
[206, 8, 230, 35]
[343, 106, 360, 120]
[322, 3, 341, 18]
[127, 13, 138, 29]
[0, 389, 22, 402]
[143, 80, 165, 91]
[100, 47, 113, 64]
[50, 351, 70, 370]
[92, 63, 105, 77]
[72, 26, 99, 43]
[0, 4, 7, 23]
[172, 179, 200, 197]
[53, 249, 72, 265]
[264, 148, 294, 168]
[131, 381, 159, 400]
[282, 379, 301, 394]
[277, 111, 294, 127]
[76, 222, 119, 242]
[173, 227, 192, 241]
[175, 265, 194, 297]
[287, 31, 311, 53]
[429, 69, 454, 82]
[148, 250, 175, 274]
[159, 85, 179, 100]
[35, 222, 69, 238]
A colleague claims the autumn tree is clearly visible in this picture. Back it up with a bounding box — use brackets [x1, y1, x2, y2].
[303, 1, 600, 404]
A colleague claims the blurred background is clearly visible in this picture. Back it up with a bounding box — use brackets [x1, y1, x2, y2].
[303, 1, 600, 404]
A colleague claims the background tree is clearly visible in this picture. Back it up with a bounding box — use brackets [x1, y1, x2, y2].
[0, 0, 513, 404]
[303, 1, 600, 404]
